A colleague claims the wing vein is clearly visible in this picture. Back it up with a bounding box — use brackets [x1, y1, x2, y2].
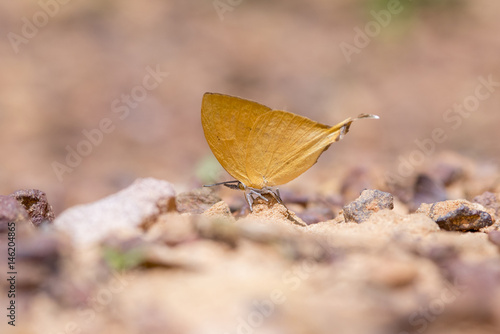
[262, 112, 294, 181]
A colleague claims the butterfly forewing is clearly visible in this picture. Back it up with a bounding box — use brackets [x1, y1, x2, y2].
[201, 93, 272, 186]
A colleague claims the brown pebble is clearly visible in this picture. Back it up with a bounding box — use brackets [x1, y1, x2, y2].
[9, 189, 55, 227]
[416, 200, 493, 231]
[343, 189, 394, 223]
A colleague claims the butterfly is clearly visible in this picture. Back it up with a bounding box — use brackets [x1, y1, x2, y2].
[201, 92, 379, 211]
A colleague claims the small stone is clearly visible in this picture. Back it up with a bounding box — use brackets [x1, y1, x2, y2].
[0, 195, 30, 231]
[9, 189, 55, 227]
[416, 200, 493, 231]
[342, 189, 394, 223]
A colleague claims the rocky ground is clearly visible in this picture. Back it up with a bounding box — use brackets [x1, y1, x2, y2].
[1, 153, 500, 334]
[2, 1, 500, 333]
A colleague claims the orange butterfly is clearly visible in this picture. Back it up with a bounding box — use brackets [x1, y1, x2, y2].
[201, 92, 378, 211]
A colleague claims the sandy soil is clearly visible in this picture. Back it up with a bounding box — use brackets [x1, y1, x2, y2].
[2, 1, 500, 333]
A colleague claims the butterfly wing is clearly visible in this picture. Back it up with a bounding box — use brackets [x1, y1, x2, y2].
[244, 111, 369, 188]
[201, 93, 272, 186]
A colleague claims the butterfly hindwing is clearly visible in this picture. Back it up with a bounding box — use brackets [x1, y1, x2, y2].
[245, 110, 355, 188]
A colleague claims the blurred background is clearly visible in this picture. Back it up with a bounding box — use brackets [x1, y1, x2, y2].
[1, 0, 499, 214]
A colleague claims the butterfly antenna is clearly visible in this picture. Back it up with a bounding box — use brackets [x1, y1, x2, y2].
[204, 180, 242, 190]
[356, 114, 380, 120]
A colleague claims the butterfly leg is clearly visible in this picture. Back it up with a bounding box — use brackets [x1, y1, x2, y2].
[246, 191, 268, 212]
[245, 188, 270, 212]
[246, 192, 255, 212]
[268, 188, 288, 210]
[275, 188, 283, 204]
[249, 189, 269, 202]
